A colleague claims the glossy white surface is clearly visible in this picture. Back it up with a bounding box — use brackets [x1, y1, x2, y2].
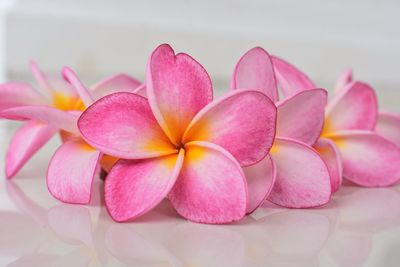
[1, 121, 400, 267]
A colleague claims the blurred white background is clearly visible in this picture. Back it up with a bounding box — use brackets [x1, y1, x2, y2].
[0, 0, 399, 109]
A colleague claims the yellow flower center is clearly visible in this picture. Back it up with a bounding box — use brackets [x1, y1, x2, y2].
[52, 92, 85, 111]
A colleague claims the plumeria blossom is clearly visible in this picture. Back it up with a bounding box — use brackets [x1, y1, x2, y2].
[78, 44, 277, 224]
[335, 69, 400, 148]
[231, 47, 332, 210]
[0, 62, 144, 179]
[272, 58, 400, 187]
[0, 64, 144, 203]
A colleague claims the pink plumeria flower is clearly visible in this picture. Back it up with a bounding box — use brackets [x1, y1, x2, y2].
[335, 69, 400, 149]
[1, 65, 144, 204]
[0, 62, 143, 179]
[232, 47, 332, 210]
[78, 44, 277, 224]
[273, 58, 400, 188]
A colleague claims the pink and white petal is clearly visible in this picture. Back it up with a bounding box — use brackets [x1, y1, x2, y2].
[334, 68, 353, 93]
[168, 141, 247, 224]
[314, 138, 343, 193]
[231, 47, 278, 102]
[324, 82, 378, 134]
[276, 89, 327, 145]
[105, 150, 184, 222]
[329, 131, 400, 187]
[47, 138, 101, 204]
[183, 89, 276, 167]
[243, 155, 276, 214]
[147, 44, 213, 144]
[0, 105, 79, 134]
[6, 121, 57, 179]
[268, 138, 332, 208]
[375, 112, 400, 147]
[30, 61, 76, 98]
[78, 92, 176, 159]
[62, 67, 94, 107]
[0, 82, 48, 111]
[271, 56, 316, 97]
[91, 73, 142, 99]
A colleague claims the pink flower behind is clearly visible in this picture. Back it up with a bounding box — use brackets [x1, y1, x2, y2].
[273, 57, 400, 188]
[232, 47, 332, 210]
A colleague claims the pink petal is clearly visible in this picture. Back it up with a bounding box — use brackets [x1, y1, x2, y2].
[6, 121, 56, 179]
[147, 44, 213, 144]
[0, 82, 48, 111]
[375, 112, 400, 147]
[91, 73, 142, 99]
[276, 89, 327, 145]
[334, 68, 353, 93]
[105, 150, 184, 222]
[0, 105, 79, 134]
[231, 47, 278, 102]
[329, 131, 400, 186]
[78, 92, 177, 159]
[62, 67, 94, 107]
[47, 138, 101, 204]
[183, 89, 276, 167]
[323, 82, 378, 134]
[314, 138, 343, 193]
[243, 155, 276, 214]
[168, 141, 247, 224]
[268, 138, 332, 208]
[271, 56, 316, 97]
[30, 61, 77, 98]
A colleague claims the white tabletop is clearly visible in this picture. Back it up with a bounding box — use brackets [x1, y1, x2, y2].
[0, 120, 400, 267]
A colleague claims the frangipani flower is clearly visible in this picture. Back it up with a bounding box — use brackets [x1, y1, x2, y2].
[1, 65, 144, 203]
[335, 69, 400, 148]
[272, 59, 400, 187]
[0, 62, 143, 179]
[78, 44, 277, 223]
[232, 47, 332, 210]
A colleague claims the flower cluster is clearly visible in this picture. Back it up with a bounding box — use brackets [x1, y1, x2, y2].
[1, 44, 399, 224]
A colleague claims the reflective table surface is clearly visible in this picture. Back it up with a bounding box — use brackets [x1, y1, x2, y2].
[1, 121, 400, 267]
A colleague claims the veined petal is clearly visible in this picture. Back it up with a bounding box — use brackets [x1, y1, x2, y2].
[78, 92, 177, 159]
[0, 82, 48, 111]
[328, 131, 400, 187]
[91, 73, 142, 99]
[0, 105, 79, 134]
[323, 82, 378, 135]
[314, 138, 343, 193]
[6, 121, 56, 179]
[375, 112, 400, 147]
[183, 89, 276, 167]
[276, 89, 327, 145]
[168, 141, 247, 224]
[271, 56, 316, 97]
[334, 68, 353, 93]
[268, 138, 332, 208]
[147, 44, 213, 144]
[105, 150, 184, 222]
[243, 155, 276, 214]
[231, 47, 278, 102]
[47, 138, 101, 204]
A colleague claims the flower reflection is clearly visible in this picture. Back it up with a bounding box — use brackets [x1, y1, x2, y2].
[1, 179, 400, 267]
